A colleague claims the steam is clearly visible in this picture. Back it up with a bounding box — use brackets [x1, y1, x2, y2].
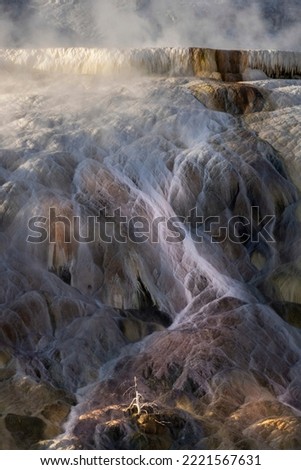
[1, 0, 301, 452]
[0, 0, 300, 51]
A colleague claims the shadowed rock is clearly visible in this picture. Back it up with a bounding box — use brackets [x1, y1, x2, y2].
[5, 414, 46, 449]
[271, 301, 301, 328]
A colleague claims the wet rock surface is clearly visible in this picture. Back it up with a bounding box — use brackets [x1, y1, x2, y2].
[0, 49, 301, 449]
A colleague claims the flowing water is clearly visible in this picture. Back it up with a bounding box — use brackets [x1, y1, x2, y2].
[0, 47, 301, 449]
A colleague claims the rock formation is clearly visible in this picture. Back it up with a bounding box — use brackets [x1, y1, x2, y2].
[0, 47, 301, 449]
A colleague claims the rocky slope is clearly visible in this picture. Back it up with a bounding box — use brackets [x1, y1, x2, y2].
[0, 46, 301, 449]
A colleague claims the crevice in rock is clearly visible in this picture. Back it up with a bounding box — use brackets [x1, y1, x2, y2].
[136, 276, 156, 310]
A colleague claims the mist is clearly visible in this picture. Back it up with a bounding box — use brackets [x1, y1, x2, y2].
[0, 0, 300, 51]
[1, 0, 301, 453]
